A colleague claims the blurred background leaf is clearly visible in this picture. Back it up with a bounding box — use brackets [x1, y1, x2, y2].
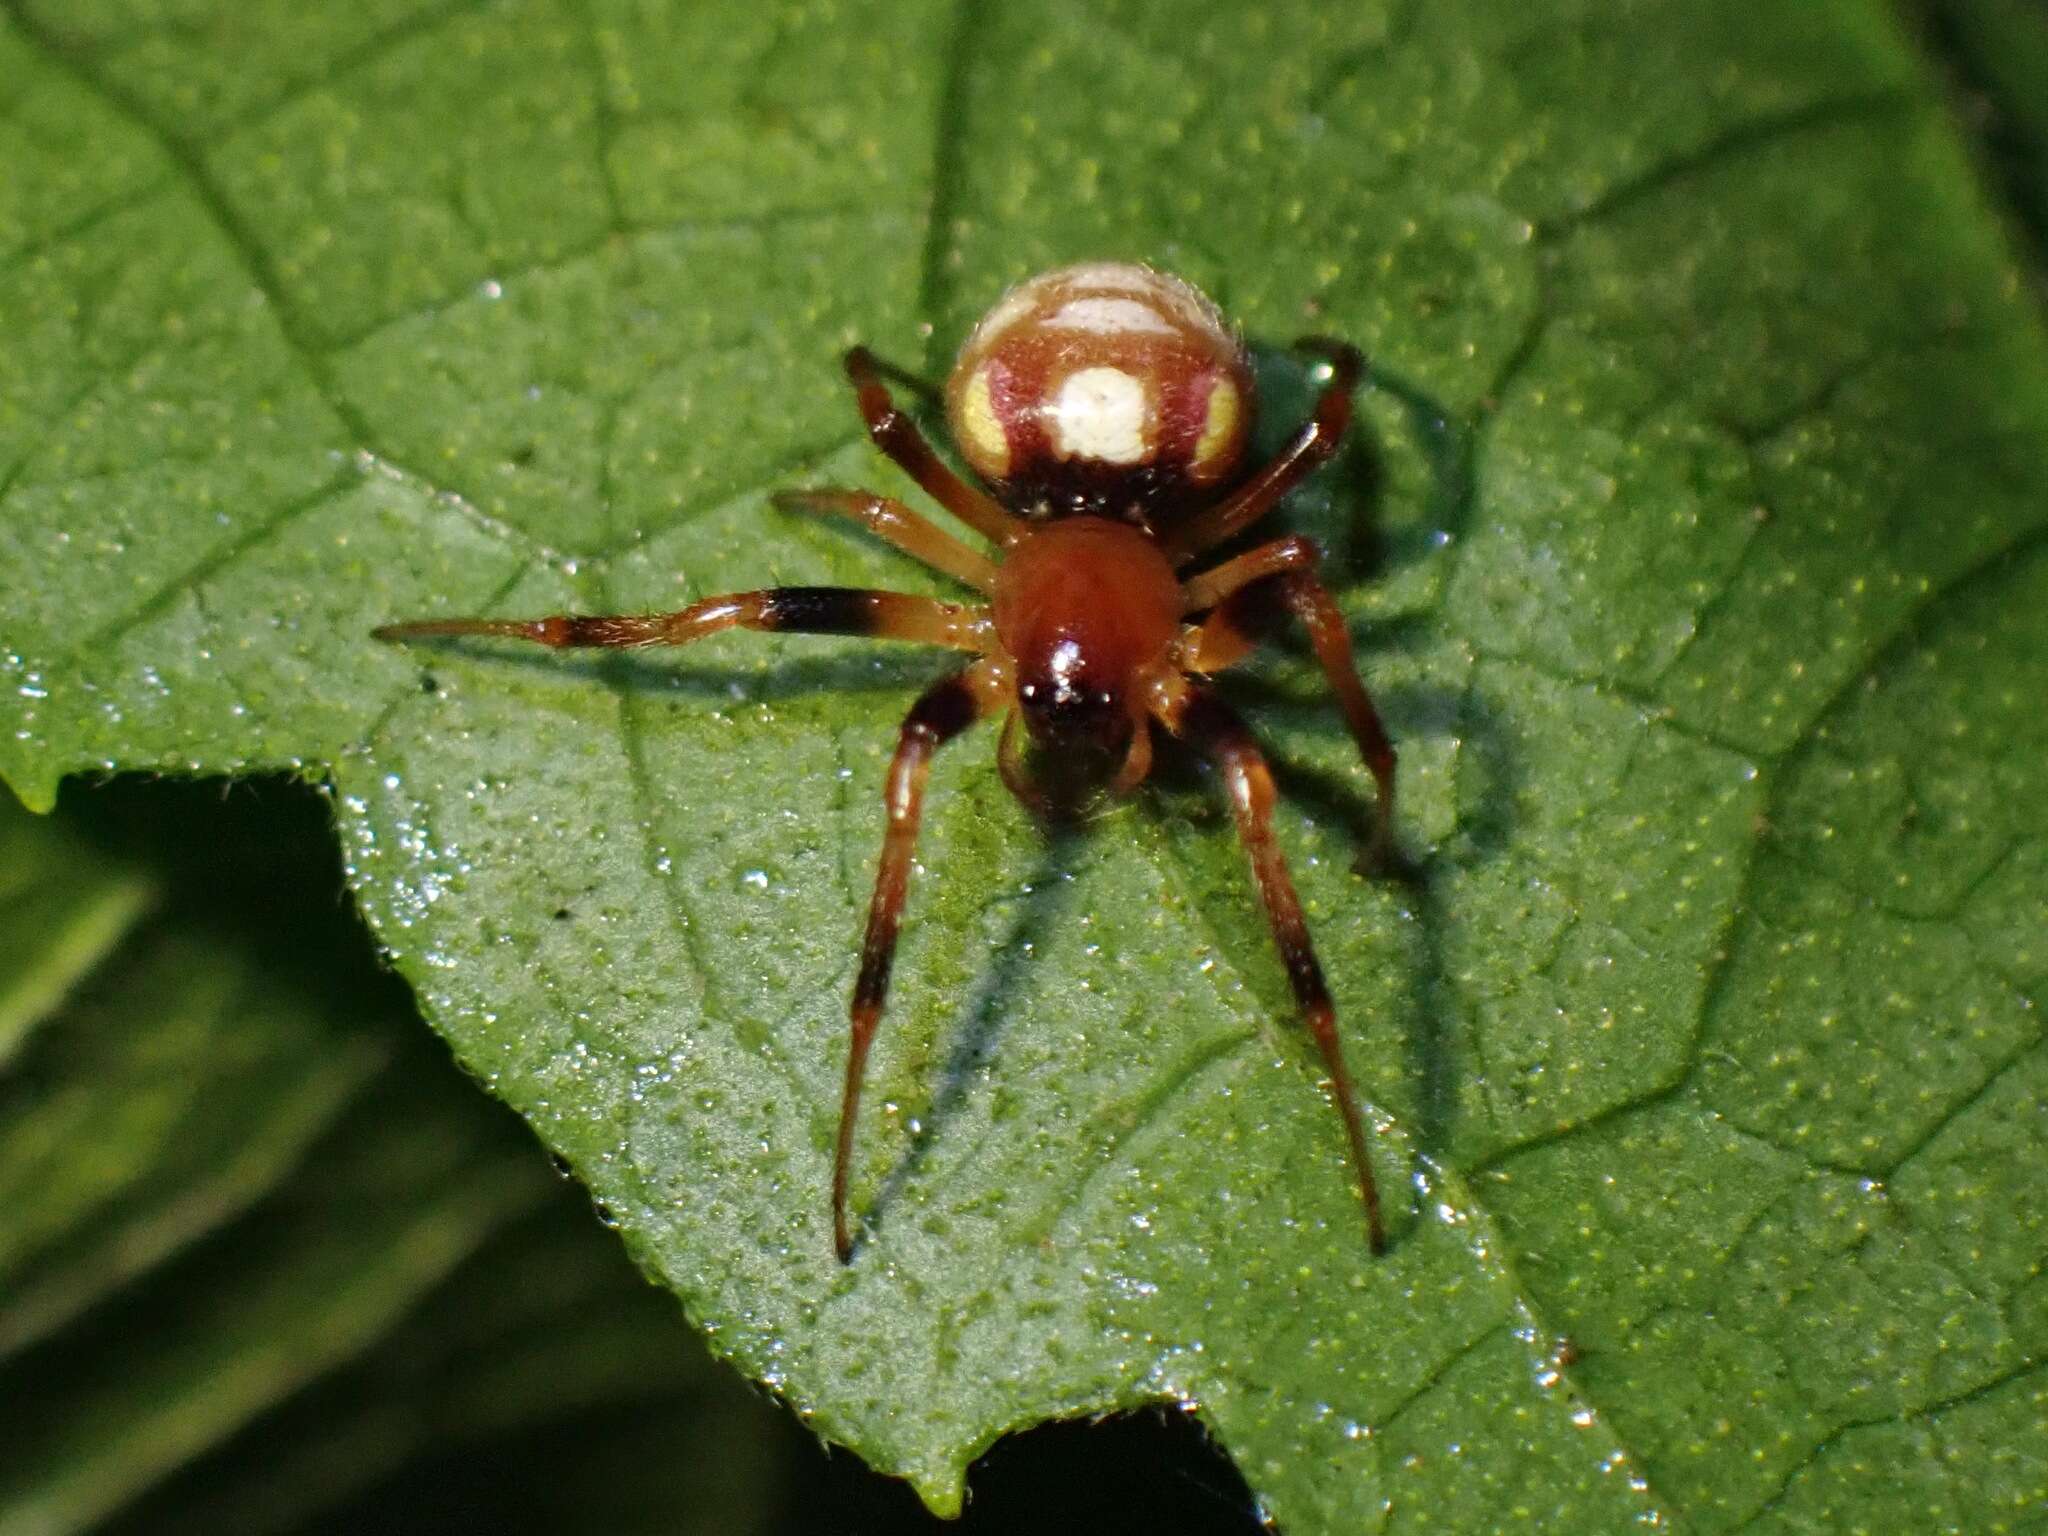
[0, 779, 795, 1536]
[1909, 0, 2048, 278]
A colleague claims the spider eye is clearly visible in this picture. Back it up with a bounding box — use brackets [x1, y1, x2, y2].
[1018, 659, 1122, 748]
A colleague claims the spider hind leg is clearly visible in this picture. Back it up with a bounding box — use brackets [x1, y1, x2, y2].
[1179, 534, 1396, 868]
[835, 658, 1011, 1262]
[1152, 673, 1387, 1254]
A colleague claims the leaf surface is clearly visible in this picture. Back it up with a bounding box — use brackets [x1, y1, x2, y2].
[3, 0, 2046, 1526]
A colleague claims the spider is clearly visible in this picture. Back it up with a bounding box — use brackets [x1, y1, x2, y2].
[375, 261, 1398, 1263]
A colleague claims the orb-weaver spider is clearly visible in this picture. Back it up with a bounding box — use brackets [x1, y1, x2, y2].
[376, 262, 1398, 1262]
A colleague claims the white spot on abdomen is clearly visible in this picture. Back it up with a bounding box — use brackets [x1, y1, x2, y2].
[1050, 367, 1149, 463]
[1046, 296, 1176, 335]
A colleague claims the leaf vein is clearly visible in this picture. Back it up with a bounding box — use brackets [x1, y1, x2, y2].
[75, 472, 360, 658]
[319, 202, 910, 359]
[0, 0, 373, 447]
[1535, 90, 1910, 239]
[208, 0, 503, 143]
[1028, 1027, 1260, 1245]
[0, 179, 171, 279]
[608, 642, 814, 1107]
[1731, 1356, 2048, 1535]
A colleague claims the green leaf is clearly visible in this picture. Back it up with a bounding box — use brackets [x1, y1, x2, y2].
[4, 0, 2046, 1527]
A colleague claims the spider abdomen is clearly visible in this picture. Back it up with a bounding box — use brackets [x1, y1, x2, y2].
[945, 262, 1254, 521]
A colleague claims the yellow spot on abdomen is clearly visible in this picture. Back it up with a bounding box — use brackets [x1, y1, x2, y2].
[957, 366, 1009, 478]
[1190, 375, 1242, 479]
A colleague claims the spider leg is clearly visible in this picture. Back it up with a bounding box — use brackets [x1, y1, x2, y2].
[1163, 339, 1364, 564]
[1180, 531, 1324, 614]
[837, 657, 1012, 1262]
[995, 708, 1054, 820]
[1179, 536, 1395, 865]
[1149, 671, 1387, 1254]
[771, 489, 999, 592]
[373, 589, 991, 651]
[1108, 712, 1155, 794]
[844, 346, 1022, 548]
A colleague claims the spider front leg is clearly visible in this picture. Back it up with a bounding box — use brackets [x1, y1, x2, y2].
[373, 588, 990, 652]
[1149, 671, 1388, 1254]
[1163, 339, 1365, 563]
[836, 657, 1012, 1262]
[770, 489, 998, 592]
[843, 347, 1022, 548]
[1180, 534, 1397, 867]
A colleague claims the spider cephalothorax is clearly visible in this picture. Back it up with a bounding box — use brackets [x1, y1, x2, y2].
[377, 261, 1398, 1264]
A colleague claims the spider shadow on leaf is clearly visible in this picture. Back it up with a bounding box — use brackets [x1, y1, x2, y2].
[396, 640, 961, 706]
[1155, 347, 1517, 1170]
[852, 823, 1089, 1259]
[1226, 671, 1521, 1168]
